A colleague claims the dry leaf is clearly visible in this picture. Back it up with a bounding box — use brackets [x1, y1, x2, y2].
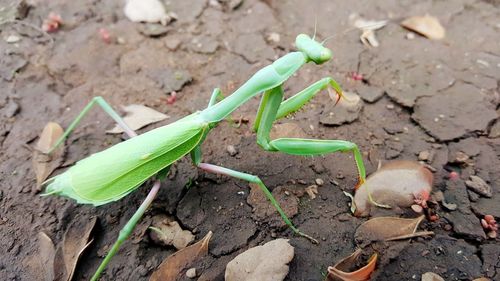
[401, 15, 445, 40]
[327, 248, 377, 281]
[305, 185, 318, 199]
[353, 18, 388, 48]
[38, 232, 56, 281]
[54, 216, 96, 281]
[32, 122, 65, 189]
[353, 161, 433, 217]
[106, 104, 169, 134]
[150, 231, 212, 281]
[225, 239, 294, 281]
[149, 214, 195, 250]
[354, 216, 433, 246]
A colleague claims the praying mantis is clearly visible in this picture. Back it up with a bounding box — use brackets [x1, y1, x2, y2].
[41, 33, 378, 280]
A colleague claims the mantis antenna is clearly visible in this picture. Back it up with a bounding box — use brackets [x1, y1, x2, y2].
[311, 15, 318, 40]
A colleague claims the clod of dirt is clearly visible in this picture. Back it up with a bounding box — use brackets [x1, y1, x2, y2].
[489, 121, 500, 138]
[355, 84, 384, 103]
[401, 15, 445, 40]
[354, 216, 433, 246]
[149, 214, 195, 250]
[320, 92, 363, 126]
[421, 272, 444, 281]
[269, 123, 308, 139]
[124, 0, 173, 25]
[147, 68, 192, 94]
[0, 50, 28, 81]
[412, 83, 497, 141]
[150, 231, 212, 281]
[247, 184, 298, 228]
[465, 176, 492, 198]
[107, 104, 169, 134]
[32, 122, 65, 189]
[481, 244, 500, 279]
[54, 216, 96, 281]
[353, 161, 433, 217]
[225, 239, 294, 281]
[326, 248, 377, 281]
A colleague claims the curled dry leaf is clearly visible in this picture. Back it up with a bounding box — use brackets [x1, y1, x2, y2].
[32, 122, 65, 190]
[149, 214, 195, 250]
[327, 248, 377, 281]
[107, 104, 169, 134]
[353, 161, 433, 217]
[150, 231, 212, 281]
[54, 216, 97, 281]
[401, 15, 445, 40]
[225, 239, 294, 281]
[354, 216, 434, 246]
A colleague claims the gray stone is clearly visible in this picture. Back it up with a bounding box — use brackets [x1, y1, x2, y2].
[481, 244, 500, 279]
[465, 175, 492, 198]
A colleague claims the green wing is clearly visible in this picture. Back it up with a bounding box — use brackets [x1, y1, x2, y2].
[44, 116, 206, 206]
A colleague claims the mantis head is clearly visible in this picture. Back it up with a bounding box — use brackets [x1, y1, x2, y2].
[295, 33, 332, 64]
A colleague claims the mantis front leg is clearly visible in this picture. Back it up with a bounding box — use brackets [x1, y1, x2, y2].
[254, 81, 390, 209]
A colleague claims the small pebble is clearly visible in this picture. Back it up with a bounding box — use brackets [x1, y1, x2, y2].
[315, 178, 324, 186]
[186, 268, 197, 278]
[226, 145, 238, 156]
[406, 32, 415, 40]
[418, 150, 430, 161]
[386, 104, 395, 110]
[6, 35, 21, 43]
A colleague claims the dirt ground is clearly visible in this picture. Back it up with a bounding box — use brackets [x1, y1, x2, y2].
[1, 0, 499, 280]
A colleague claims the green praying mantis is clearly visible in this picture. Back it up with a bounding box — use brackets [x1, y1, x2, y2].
[41, 33, 382, 280]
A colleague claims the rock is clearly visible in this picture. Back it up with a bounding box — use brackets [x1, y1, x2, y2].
[165, 38, 181, 50]
[186, 268, 197, 278]
[418, 150, 431, 161]
[137, 23, 171, 37]
[412, 83, 497, 141]
[355, 84, 384, 103]
[384, 140, 404, 159]
[383, 124, 404, 135]
[226, 145, 237, 156]
[421, 272, 444, 281]
[453, 151, 469, 164]
[3, 100, 20, 118]
[0, 50, 28, 81]
[225, 239, 294, 281]
[5, 35, 21, 43]
[320, 92, 363, 126]
[443, 180, 486, 241]
[266, 32, 280, 44]
[465, 176, 492, 198]
[146, 68, 192, 94]
[480, 244, 500, 278]
[189, 35, 219, 54]
[489, 120, 500, 138]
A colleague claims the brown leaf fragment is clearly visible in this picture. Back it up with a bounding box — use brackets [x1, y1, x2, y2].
[32, 122, 65, 189]
[401, 15, 445, 40]
[106, 104, 169, 134]
[327, 248, 377, 281]
[54, 216, 97, 281]
[150, 231, 212, 281]
[355, 216, 433, 246]
[38, 232, 56, 281]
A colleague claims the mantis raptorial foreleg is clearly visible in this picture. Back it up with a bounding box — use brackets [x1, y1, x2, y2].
[254, 82, 390, 208]
[49, 96, 137, 153]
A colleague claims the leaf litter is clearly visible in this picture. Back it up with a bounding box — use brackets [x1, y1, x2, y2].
[401, 15, 445, 40]
[32, 122, 65, 190]
[149, 214, 195, 250]
[106, 104, 169, 134]
[150, 231, 212, 281]
[354, 216, 434, 246]
[326, 248, 377, 281]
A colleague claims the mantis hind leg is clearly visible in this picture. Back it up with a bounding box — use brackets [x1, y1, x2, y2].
[48, 96, 136, 154]
[190, 150, 318, 243]
[254, 83, 390, 210]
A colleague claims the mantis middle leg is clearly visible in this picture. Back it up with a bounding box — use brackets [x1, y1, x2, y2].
[190, 149, 318, 243]
[254, 81, 390, 209]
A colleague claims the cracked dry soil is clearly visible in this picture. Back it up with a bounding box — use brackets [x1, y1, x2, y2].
[1, 0, 499, 280]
